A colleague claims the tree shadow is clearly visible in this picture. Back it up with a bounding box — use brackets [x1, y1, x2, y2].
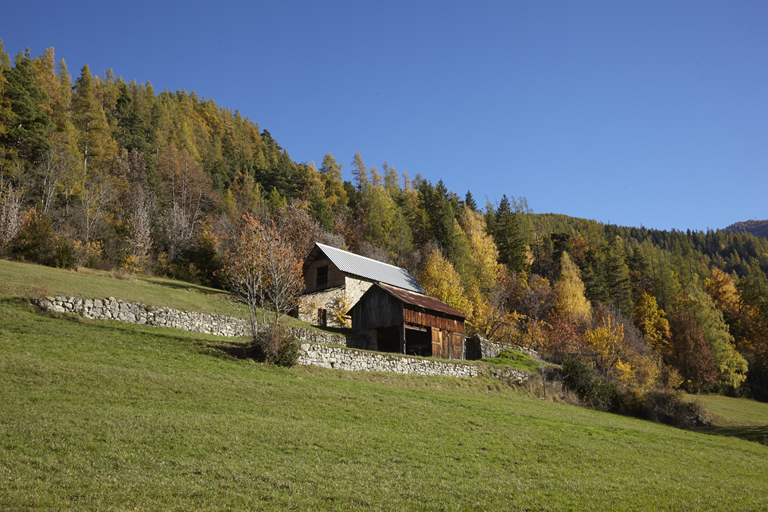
[145, 279, 227, 295]
[694, 425, 768, 446]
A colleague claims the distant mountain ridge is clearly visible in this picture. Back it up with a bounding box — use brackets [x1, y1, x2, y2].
[725, 220, 768, 239]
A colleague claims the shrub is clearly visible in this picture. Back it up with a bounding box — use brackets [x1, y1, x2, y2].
[617, 388, 707, 428]
[9, 210, 75, 269]
[248, 326, 300, 367]
[561, 354, 620, 411]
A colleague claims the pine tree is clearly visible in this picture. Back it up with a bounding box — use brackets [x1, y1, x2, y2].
[0, 50, 53, 165]
[604, 239, 633, 315]
[464, 190, 477, 212]
[493, 195, 527, 273]
[319, 152, 347, 214]
[72, 64, 117, 173]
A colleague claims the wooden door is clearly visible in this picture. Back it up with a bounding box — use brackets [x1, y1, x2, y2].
[450, 332, 464, 359]
[431, 328, 443, 358]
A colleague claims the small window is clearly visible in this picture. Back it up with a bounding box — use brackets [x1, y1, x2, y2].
[316, 266, 328, 287]
[317, 308, 327, 326]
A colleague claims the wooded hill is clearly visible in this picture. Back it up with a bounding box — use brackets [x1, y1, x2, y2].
[1, 42, 767, 401]
[725, 219, 768, 240]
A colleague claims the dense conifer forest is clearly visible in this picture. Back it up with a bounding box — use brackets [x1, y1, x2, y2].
[1, 42, 767, 400]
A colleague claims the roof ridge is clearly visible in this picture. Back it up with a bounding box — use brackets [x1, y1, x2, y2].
[315, 243, 407, 272]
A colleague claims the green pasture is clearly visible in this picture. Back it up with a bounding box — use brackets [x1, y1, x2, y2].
[1, 259, 767, 509]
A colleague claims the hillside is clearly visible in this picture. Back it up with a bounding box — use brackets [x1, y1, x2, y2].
[1, 42, 768, 404]
[725, 219, 768, 239]
[1, 264, 768, 509]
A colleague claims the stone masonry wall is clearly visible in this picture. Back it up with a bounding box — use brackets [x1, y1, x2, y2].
[32, 296, 529, 382]
[300, 343, 479, 378]
[466, 334, 541, 361]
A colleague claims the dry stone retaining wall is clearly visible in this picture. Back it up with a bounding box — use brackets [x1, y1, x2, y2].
[33, 296, 529, 382]
[300, 343, 479, 377]
[466, 334, 541, 361]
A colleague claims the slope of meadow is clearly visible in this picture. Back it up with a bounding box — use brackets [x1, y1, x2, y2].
[1, 261, 767, 510]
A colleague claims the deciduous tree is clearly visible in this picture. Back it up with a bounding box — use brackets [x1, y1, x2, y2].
[554, 251, 591, 323]
[223, 214, 303, 355]
[633, 292, 670, 352]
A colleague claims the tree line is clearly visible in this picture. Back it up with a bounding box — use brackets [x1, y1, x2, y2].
[1, 42, 767, 399]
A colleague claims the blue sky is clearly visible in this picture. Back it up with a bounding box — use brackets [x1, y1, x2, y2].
[3, 1, 766, 231]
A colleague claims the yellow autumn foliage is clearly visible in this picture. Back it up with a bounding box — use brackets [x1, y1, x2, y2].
[420, 249, 472, 317]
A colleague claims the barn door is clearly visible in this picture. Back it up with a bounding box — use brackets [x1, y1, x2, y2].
[450, 332, 464, 360]
[431, 328, 443, 358]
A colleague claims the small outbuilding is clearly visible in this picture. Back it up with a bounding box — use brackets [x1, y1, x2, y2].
[349, 283, 467, 359]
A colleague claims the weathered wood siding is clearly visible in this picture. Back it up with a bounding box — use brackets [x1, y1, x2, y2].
[431, 328, 465, 359]
[351, 285, 404, 331]
[303, 258, 346, 294]
[404, 306, 464, 334]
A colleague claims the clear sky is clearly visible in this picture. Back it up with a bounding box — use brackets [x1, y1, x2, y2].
[2, 1, 766, 232]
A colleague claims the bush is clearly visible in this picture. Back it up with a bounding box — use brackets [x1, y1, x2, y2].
[561, 354, 620, 412]
[617, 389, 707, 428]
[562, 355, 709, 427]
[9, 210, 75, 269]
[248, 326, 300, 367]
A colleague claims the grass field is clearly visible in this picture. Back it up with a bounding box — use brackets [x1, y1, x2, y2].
[2, 260, 768, 510]
[0, 258, 314, 329]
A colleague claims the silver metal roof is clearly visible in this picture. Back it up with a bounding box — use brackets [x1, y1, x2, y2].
[311, 243, 426, 294]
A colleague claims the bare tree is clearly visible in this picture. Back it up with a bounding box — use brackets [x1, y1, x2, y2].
[0, 157, 25, 251]
[223, 214, 303, 358]
[158, 145, 212, 260]
[274, 201, 322, 261]
[0, 178, 22, 251]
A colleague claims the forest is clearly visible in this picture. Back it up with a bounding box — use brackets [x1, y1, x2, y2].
[1, 42, 767, 401]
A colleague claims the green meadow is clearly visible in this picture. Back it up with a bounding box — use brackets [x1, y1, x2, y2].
[1, 260, 767, 510]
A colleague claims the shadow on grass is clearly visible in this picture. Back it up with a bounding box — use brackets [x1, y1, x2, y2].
[695, 425, 768, 446]
[141, 278, 228, 297]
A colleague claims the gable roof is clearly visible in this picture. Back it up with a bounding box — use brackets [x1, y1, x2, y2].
[304, 243, 426, 294]
[376, 283, 466, 319]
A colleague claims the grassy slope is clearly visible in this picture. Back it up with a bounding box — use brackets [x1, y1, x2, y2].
[1, 261, 768, 510]
[0, 258, 314, 329]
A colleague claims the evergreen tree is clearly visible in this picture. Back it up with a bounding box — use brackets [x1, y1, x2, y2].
[604, 239, 633, 315]
[580, 248, 609, 306]
[350, 151, 369, 192]
[72, 64, 117, 173]
[0, 50, 53, 165]
[493, 195, 527, 273]
[464, 190, 477, 212]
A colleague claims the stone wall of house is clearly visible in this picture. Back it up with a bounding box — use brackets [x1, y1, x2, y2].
[345, 276, 375, 306]
[297, 287, 347, 327]
[32, 296, 529, 384]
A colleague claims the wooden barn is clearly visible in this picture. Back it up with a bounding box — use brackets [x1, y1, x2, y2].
[349, 283, 467, 359]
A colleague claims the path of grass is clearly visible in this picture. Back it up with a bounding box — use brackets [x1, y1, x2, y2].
[1, 297, 767, 510]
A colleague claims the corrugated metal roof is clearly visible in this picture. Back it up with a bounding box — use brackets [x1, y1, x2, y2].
[378, 283, 466, 319]
[309, 243, 426, 294]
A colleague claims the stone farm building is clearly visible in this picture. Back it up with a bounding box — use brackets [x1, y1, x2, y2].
[299, 243, 426, 327]
[299, 243, 467, 359]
